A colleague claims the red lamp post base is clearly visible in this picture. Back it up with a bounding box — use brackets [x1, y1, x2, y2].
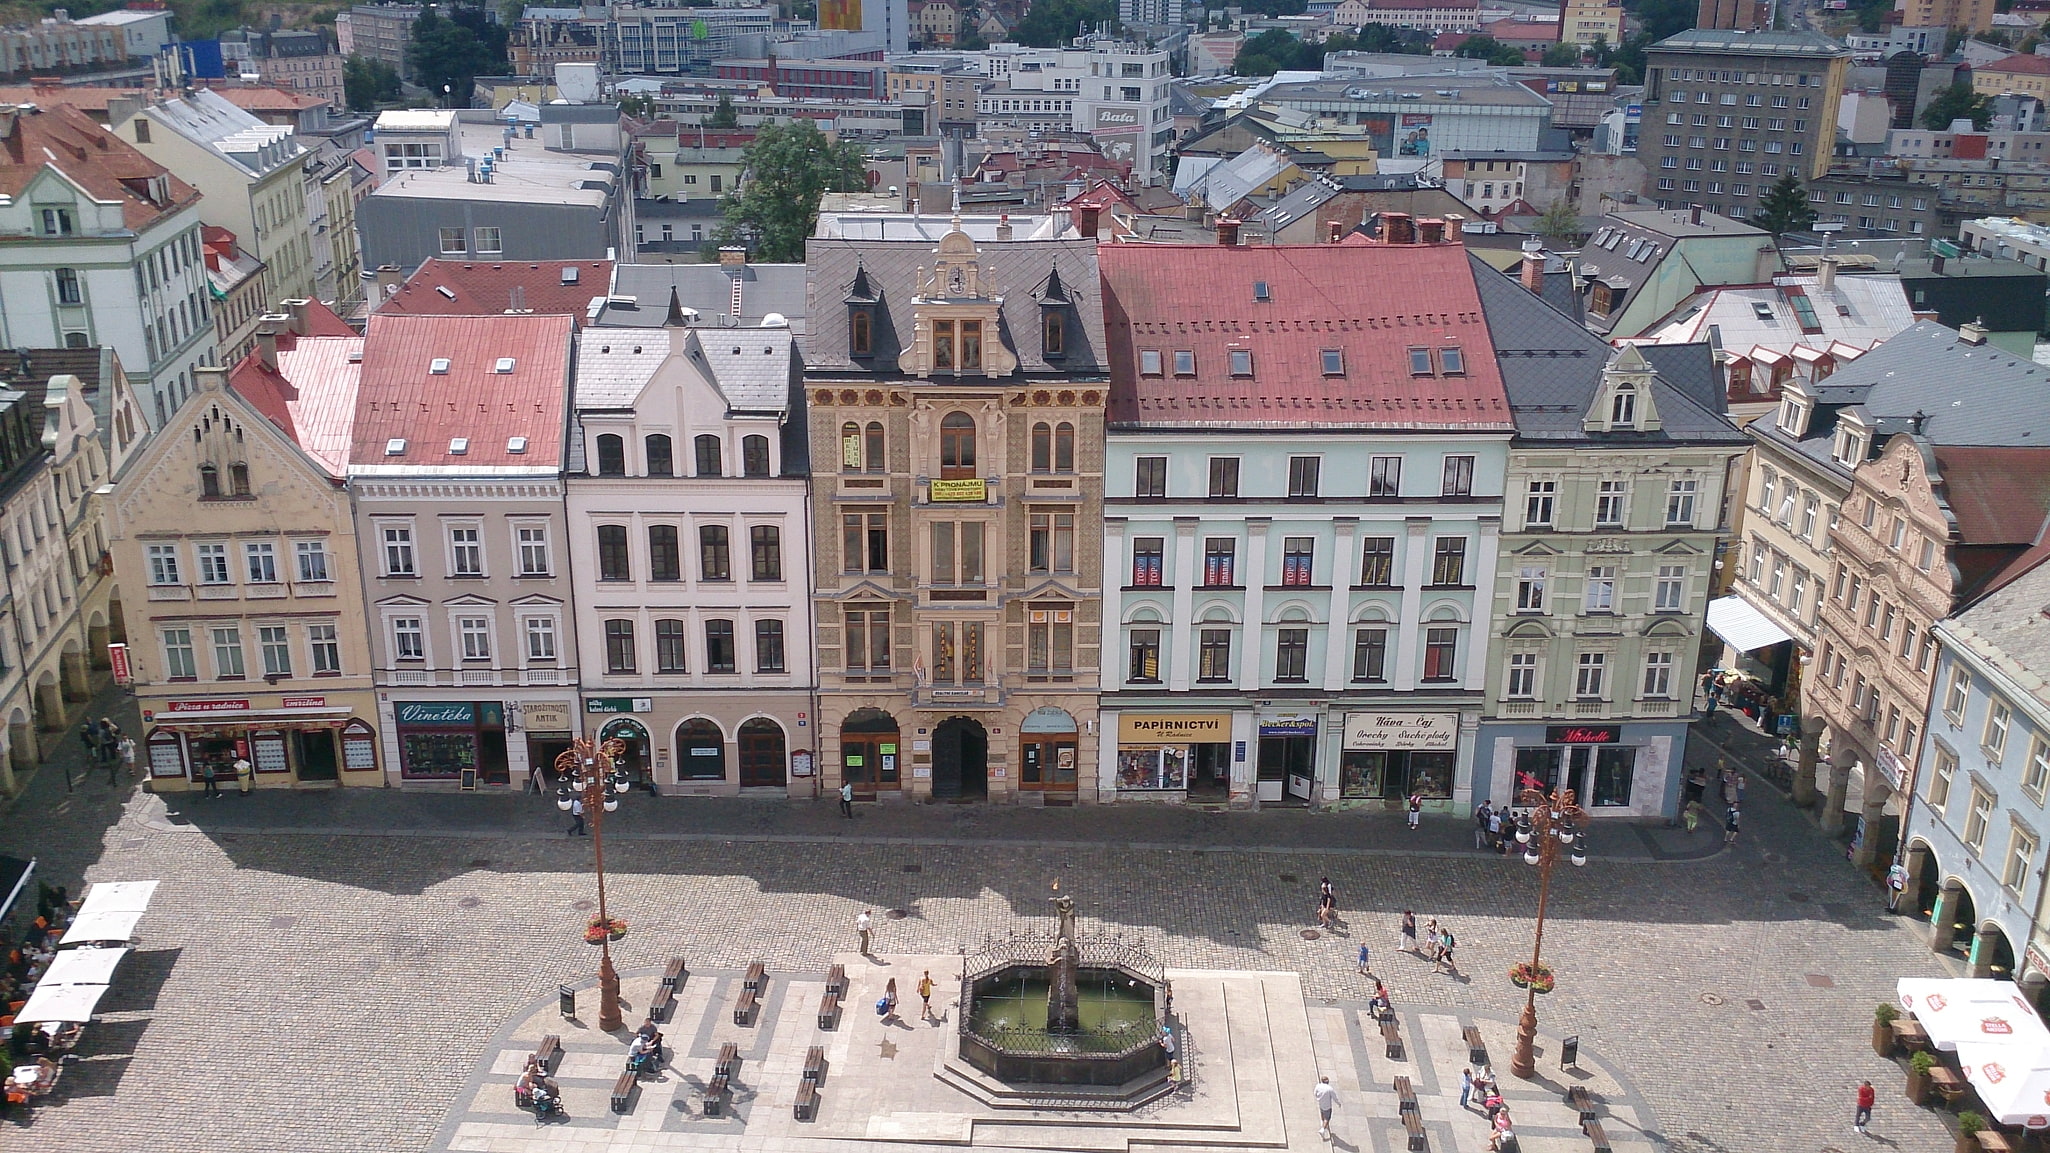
[1510, 997, 1538, 1079]
[599, 947, 624, 1033]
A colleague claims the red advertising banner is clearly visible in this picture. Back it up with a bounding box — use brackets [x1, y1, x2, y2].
[107, 643, 131, 686]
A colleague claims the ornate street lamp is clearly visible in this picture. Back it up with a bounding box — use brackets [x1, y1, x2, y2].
[557, 735, 630, 1032]
[1509, 781, 1589, 1079]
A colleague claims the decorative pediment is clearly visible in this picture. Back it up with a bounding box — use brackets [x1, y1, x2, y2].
[1502, 618, 1553, 639]
[1510, 540, 1562, 556]
[1585, 343, 1662, 434]
[375, 594, 431, 607]
[1641, 618, 1693, 638]
[1651, 540, 1703, 555]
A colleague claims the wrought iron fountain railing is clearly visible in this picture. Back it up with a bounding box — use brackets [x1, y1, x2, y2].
[957, 931, 1167, 1059]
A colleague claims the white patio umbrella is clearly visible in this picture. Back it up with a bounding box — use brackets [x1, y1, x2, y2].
[75, 880, 157, 916]
[1897, 978, 2050, 1051]
[58, 908, 142, 947]
[12, 981, 107, 1025]
[36, 944, 128, 988]
[1956, 1040, 2050, 1129]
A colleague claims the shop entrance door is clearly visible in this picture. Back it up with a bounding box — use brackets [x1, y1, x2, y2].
[528, 736, 572, 789]
[931, 717, 988, 800]
[1565, 746, 1594, 803]
[738, 719, 787, 788]
[1189, 743, 1231, 801]
[840, 709, 900, 799]
[295, 730, 339, 781]
[1257, 737, 1314, 805]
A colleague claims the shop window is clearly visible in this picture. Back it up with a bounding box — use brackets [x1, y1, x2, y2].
[1116, 745, 1187, 791]
[604, 619, 636, 673]
[705, 619, 737, 673]
[1592, 747, 1636, 806]
[676, 719, 725, 780]
[1128, 627, 1161, 683]
[655, 619, 686, 673]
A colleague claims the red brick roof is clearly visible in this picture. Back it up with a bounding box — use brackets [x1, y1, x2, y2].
[210, 85, 325, 113]
[348, 313, 575, 469]
[227, 300, 364, 476]
[373, 258, 613, 322]
[0, 103, 197, 232]
[1982, 53, 2050, 76]
[1099, 239, 1513, 429]
[1935, 445, 2050, 545]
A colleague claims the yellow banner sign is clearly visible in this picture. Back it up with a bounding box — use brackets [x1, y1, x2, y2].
[1118, 714, 1231, 743]
[929, 478, 987, 502]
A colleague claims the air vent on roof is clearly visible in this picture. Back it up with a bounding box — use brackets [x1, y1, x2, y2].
[1253, 280, 1271, 302]
[429, 357, 450, 374]
[507, 436, 528, 454]
[347, 349, 363, 363]
[385, 438, 407, 456]
[494, 357, 516, 373]
[560, 266, 579, 284]
[436, 286, 457, 300]
[448, 437, 469, 455]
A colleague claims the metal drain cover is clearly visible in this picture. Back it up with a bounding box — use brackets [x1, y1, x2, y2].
[457, 896, 482, 909]
[902, 864, 922, 873]
[572, 899, 596, 911]
[1301, 929, 1322, 940]
[1700, 992, 1724, 1006]
[886, 908, 908, 919]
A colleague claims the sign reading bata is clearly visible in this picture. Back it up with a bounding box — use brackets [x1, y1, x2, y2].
[1118, 714, 1230, 743]
[1343, 712, 1458, 751]
[1093, 106, 1143, 134]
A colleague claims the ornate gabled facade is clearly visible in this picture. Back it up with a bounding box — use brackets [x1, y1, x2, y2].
[805, 222, 1106, 804]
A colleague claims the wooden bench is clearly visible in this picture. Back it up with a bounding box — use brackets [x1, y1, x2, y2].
[534, 1035, 561, 1074]
[794, 1079, 819, 1121]
[1380, 1017, 1404, 1060]
[610, 1071, 637, 1114]
[804, 1045, 827, 1084]
[744, 961, 767, 992]
[818, 990, 842, 1029]
[1462, 1025, 1489, 1067]
[1565, 1086, 1596, 1124]
[1582, 1118, 1611, 1153]
[648, 983, 676, 1023]
[662, 956, 688, 989]
[735, 987, 760, 1026]
[716, 1042, 740, 1079]
[1401, 1110, 1427, 1151]
[1393, 1075, 1418, 1114]
[825, 963, 846, 996]
[704, 1074, 730, 1116]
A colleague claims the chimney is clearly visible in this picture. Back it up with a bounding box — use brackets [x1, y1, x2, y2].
[1217, 217, 1241, 246]
[1326, 219, 1343, 243]
[1931, 253, 1946, 274]
[996, 213, 1013, 241]
[1418, 217, 1445, 244]
[1816, 254, 1837, 293]
[1077, 204, 1100, 238]
[1444, 212, 1465, 235]
[1519, 237, 1546, 294]
[1959, 320, 1988, 345]
[1690, 204, 1703, 226]
[1384, 212, 1414, 244]
[374, 263, 403, 299]
[285, 298, 311, 336]
[254, 313, 289, 372]
[718, 245, 747, 268]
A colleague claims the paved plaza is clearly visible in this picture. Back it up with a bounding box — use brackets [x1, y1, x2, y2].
[0, 691, 1968, 1152]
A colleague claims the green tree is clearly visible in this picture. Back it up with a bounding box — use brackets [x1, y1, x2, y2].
[1752, 172, 1817, 237]
[406, 6, 506, 107]
[618, 93, 655, 117]
[1232, 27, 1299, 74]
[718, 121, 868, 262]
[1350, 22, 1428, 53]
[1921, 82, 1992, 130]
[706, 93, 740, 128]
[1453, 34, 1526, 66]
[1541, 42, 1581, 67]
[1534, 198, 1583, 242]
[343, 53, 402, 111]
[1010, 0, 1118, 46]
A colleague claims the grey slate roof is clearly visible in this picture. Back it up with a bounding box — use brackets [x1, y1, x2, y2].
[702, 327, 796, 413]
[1946, 551, 2050, 715]
[1807, 320, 2050, 448]
[574, 327, 670, 409]
[573, 324, 795, 414]
[1468, 252, 1745, 446]
[1577, 210, 1767, 336]
[598, 263, 809, 332]
[803, 233, 1106, 376]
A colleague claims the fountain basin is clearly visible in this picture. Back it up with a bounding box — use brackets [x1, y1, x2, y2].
[960, 962, 1166, 1087]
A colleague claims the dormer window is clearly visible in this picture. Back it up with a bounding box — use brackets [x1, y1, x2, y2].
[199, 463, 220, 499]
[851, 310, 873, 357]
[1832, 425, 1866, 466]
[1777, 393, 1810, 436]
[933, 319, 982, 372]
[1610, 381, 1637, 427]
[1043, 311, 1065, 358]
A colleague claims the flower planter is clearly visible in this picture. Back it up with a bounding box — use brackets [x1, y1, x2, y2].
[1906, 1068, 1932, 1106]
[1874, 1019, 1894, 1056]
[1508, 963, 1555, 994]
[1976, 1129, 2015, 1153]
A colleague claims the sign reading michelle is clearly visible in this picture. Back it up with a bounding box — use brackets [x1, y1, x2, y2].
[1545, 724, 1622, 745]
[1343, 712, 1457, 751]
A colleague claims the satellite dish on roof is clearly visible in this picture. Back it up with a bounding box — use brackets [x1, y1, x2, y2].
[761, 312, 789, 328]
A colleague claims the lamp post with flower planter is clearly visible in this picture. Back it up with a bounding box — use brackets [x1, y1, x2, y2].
[557, 735, 630, 1032]
[1509, 782, 1588, 1079]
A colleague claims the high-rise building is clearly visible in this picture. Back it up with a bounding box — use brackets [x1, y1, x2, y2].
[1694, 0, 1768, 32]
[1893, 0, 1994, 36]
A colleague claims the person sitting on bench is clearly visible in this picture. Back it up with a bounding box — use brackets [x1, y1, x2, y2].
[628, 1032, 662, 1072]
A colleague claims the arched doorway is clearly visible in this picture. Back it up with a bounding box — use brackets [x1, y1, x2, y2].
[841, 708, 900, 799]
[86, 611, 109, 668]
[1974, 922, 2017, 980]
[59, 640, 87, 702]
[674, 718, 727, 784]
[33, 672, 60, 732]
[8, 707, 34, 773]
[1907, 841, 1941, 922]
[1019, 706, 1077, 796]
[107, 588, 127, 643]
[738, 718, 786, 788]
[599, 718, 652, 790]
[932, 716, 988, 800]
[1939, 881, 1978, 961]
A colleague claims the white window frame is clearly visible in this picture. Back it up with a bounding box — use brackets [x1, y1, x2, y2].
[447, 522, 484, 578]
[2004, 821, 2038, 895]
[1506, 652, 1537, 699]
[514, 522, 552, 576]
[1654, 564, 1685, 612]
[259, 625, 291, 676]
[1574, 651, 1606, 700]
[196, 541, 231, 585]
[1986, 701, 2012, 761]
[1929, 745, 1957, 809]
[380, 521, 417, 577]
[244, 541, 278, 584]
[293, 539, 329, 582]
[307, 623, 341, 674]
[211, 625, 245, 679]
[455, 614, 493, 662]
[524, 615, 558, 663]
[161, 626, 196, 678]
[390, 616, 425, 662]
[1946, 667, 1971, 724]
[1965, 785, 1995, 851]
[1666, 478, 1697, 526]
[146, 543, 181, 585]
[1642, 651, 1674, 699]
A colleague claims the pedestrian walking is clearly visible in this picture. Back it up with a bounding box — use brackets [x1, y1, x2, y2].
[96, 719, 119, 764]
[1437, 928, 1457, 974]
[566, 795, 586, 836]
[1424, 918, 1440, 963]
[1474, 802, 1492, 850]
[1400, 910, 1417, 953]
[1160, 1024, 1177, 1060]
[1459, 1068, 1474, 1110]
[857, 909, 873, 955]
[882, 977, 899, 1024]
[1855, 1079, 1875, 1133]
[1356, 942, 1372, 976]
[1487, 807, 1504, 853]
[1723, 806, 1741, 845]
[234, 756, 253, 796]
[1887, 862, 1908, 913]
[198, 760, 220, 797]
[840, 780, 854, 818]
[116, 736, 135, 783]
[1316, 877, 1335, 928]
[918, 971, 934, 1020]
[77, 721, 98, 762]
[1407, 793, 1422, 830]
[1313, 1075, 1337, 1141]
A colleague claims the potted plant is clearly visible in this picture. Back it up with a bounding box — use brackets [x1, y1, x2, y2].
[1956, 1110, 1986, 1153]
[1875, 1002, 1900, 1056]
[1908, 1049, 1936, 1105]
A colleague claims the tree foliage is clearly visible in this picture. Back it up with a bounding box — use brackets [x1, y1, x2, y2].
[718, 121, 868, 262]
[1452, 34, 1526, 66]
[343, 53, 401, 111]
[1010, 0, 1118, 46]
[1920, 82, 1991, 130]
[1540, 42, 1581, 67]
[706, 93, 740, 128]
[1234, 25, 1426, 74]
[1534, 198, 1583, 242]
[1752, 172, 1816, 237]
[406, 5, 508, 107]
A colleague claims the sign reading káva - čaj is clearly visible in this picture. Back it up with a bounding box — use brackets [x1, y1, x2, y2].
[1342, 712, 1458, 750]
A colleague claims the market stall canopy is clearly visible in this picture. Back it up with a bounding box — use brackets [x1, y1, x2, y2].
[0, 855, 31, 920]
[1956, 1040, 2050, 1128]
[1705, 595, 1794, 653]
[75, 880, 157, 916]
[37, 944, 129, 988]
[58, 908, 142, 946]
[13, 980, 107, 1024]
[1898, 977, 2050, 1050]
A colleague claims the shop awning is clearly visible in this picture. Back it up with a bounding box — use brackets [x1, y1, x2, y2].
[149, 707, 353, 726]
[13, 980, 108, 1024]
[1706, 595, 1794, 653]
[76, 880, 156, 916]
[59, 908, 142, 946]
[0, 855, 32, 921]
